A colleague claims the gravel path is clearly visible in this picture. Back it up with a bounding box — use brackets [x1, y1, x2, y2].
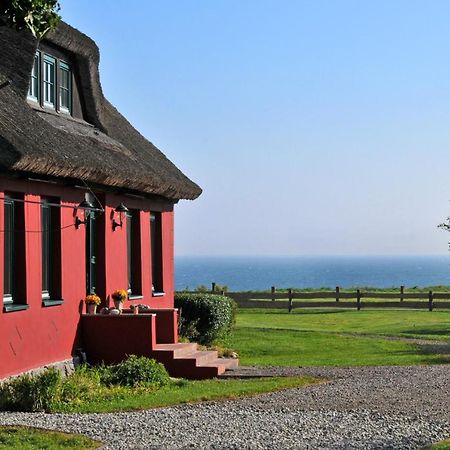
[0, 365, 449, 449]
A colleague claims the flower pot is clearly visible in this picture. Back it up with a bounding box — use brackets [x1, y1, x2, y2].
[113, 300, 123, 312]
[87, 303, 97, 315]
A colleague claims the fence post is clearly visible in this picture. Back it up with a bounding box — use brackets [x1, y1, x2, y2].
[357, 289, 361, 311]
[400, 285, 404, 303]
[428, 290, 433, 312]
[335, 286, 340, 303]
[288, 289, 293, 313]
[211, 282, 216, 293]
[271, 286, 276, 302]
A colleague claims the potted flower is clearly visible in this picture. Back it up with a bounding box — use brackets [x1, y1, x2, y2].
[84, 294, 101, 315]
[111, 289, 128, 312]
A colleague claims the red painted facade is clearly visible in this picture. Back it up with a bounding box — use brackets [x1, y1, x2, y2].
[0, 177, 176, 379]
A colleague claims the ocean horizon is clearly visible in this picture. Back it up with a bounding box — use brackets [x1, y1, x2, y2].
[175, 255, 450, 291]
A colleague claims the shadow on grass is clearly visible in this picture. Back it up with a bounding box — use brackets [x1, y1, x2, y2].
[417, 342, 450, 355]
[259, 309, 351, 316]
[402, 328, 450, 337]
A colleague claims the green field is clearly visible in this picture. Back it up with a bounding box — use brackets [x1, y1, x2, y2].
[229, 309, 450, 367]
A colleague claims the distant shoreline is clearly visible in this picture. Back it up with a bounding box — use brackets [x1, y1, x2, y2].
[175, 255, 450, 291]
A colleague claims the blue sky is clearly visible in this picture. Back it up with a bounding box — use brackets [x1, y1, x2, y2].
[60, 1, 450, 256]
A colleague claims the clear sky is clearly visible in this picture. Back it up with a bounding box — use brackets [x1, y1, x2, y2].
[60, 0, 450, 256]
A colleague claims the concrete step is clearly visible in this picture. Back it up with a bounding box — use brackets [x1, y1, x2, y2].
[203, 358, 240, 374]
[190, 358, 240, 379]
[177, 350, 219, 367]
[151, 343, 239, 379]
[154, 343, 197, 358]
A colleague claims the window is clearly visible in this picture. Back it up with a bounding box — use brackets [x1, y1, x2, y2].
[3, 196, 27, 311]
[28, 52, 40, 101]
[127, 210, 142, 297]
[43, 54, 56, 107]
[41, 199, 62, 303]
[59, 61, 71, 113]
[27, 50, 73, 114]
[3, 198, 14, 304]
[150, 212, 163, 294]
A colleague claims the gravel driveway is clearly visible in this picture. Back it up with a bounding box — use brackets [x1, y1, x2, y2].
[0, 365, 449, 449]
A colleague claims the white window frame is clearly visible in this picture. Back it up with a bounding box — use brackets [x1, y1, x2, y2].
[43, 54, 56, 108]
[27, 51, 40, 103]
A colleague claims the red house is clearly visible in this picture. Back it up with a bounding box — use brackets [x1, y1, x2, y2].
[0, 21, 237, 379]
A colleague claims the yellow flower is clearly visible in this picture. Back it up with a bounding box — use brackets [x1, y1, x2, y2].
[112, 289, 128, 302]
[85, 294, 101, 305]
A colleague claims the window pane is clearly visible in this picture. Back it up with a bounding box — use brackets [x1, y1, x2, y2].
[127, 213, 132, 292]
[3, 200, 13, 300]
[43, 56, 55, 106]
[59, 64, 71, 112]
[28, 52, 40, 100]
[150, 212, 163, 292]
[41, 203, 50, 296]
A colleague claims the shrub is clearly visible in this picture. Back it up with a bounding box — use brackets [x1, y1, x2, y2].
[175, 293, 237, 345]
[0, 367, 61, 412]
[108, 356, 170, 388]
[57, 365, 103, 407]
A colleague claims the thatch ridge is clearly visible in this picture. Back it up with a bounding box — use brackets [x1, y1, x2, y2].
[0, 22, 202, 201]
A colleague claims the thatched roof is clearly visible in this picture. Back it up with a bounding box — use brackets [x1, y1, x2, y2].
[0, 21, 202, 201]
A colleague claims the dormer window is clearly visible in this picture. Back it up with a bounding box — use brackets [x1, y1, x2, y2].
[28, 52, 40, 101]
[28, 50, 73, 115]
[59, 61, 71, 113]
[43, 54, 56, 107]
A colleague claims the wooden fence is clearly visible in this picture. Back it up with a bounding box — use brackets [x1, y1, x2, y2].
[182, 283, 450, 312]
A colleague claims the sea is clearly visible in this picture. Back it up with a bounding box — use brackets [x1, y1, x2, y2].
[175, 255, 450, 291]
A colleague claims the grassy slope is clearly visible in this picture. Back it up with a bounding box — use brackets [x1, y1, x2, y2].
[230, 309, 450, 367]
[0, 426, 100, 449]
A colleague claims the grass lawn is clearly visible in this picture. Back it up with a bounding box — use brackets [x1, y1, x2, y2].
[229, 309, 450, 367]
[0, 426, 100, 449]
[54, 376, 317, 414]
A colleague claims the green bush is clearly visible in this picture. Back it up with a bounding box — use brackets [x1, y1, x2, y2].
[175, 293, 237, 345]
[108, 356, 170, 388]
[57, 365, 103, 407]
[0, 367, 61, 412]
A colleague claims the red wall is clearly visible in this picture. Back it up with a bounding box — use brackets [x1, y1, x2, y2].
[0, 178, 175, 379]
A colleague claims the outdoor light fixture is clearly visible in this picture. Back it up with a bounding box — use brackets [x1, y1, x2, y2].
[112, 203, 129, 231]
[75, 199, 95, 229]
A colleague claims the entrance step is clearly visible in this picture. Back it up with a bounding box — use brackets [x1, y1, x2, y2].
[152, 343, 239, 379]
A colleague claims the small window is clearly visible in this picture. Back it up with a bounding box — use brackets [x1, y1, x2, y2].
[43, 54, 56, 108]
[127, 210, 142, 297]
[59, 61, 71, 114]
[150, 212, 163, 294]
[27, 52, 40, 102]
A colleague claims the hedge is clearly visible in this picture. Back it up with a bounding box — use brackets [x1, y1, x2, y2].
[175, 293, 236, 345]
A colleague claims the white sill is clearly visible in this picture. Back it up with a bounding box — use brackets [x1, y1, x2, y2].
[152, 292, 165, 297]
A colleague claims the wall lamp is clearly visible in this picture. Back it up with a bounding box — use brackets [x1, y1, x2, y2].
[112, 203, 129, 231]
[75, 199, 95, 229]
